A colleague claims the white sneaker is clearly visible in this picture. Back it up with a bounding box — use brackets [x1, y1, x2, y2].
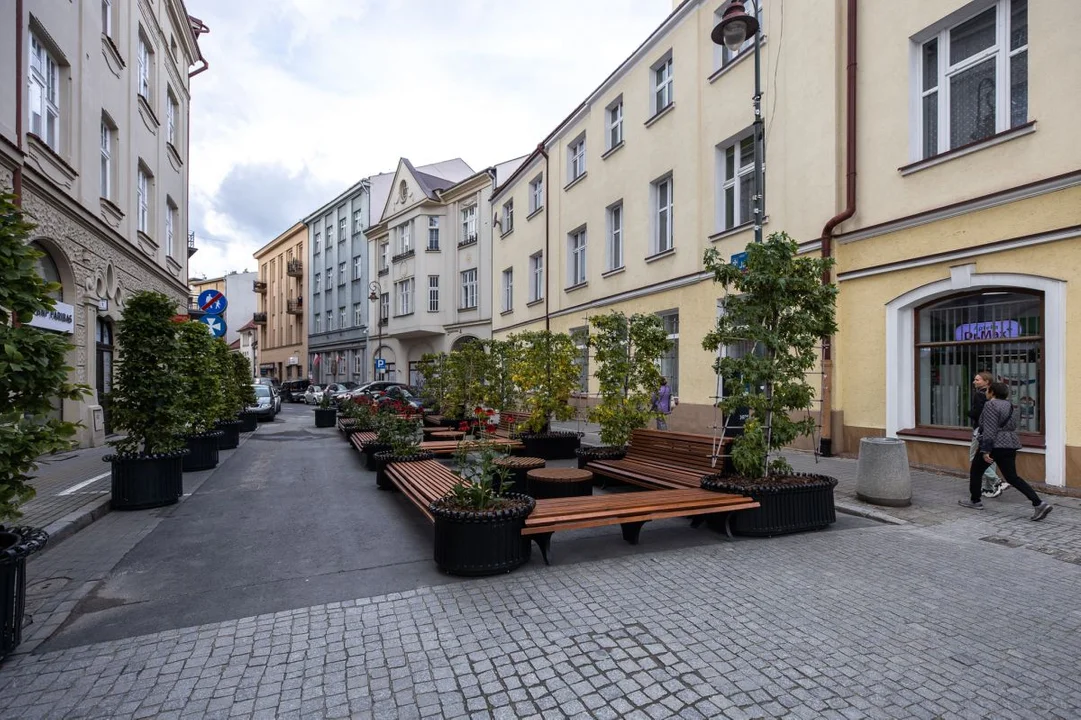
[981, 482, 1005, 499]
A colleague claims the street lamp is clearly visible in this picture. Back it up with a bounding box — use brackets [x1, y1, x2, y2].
[368, 280, 382, 380]
[712, 0, 763, 244]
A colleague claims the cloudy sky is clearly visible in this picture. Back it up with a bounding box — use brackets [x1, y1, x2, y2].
[186, 0, 674, 279]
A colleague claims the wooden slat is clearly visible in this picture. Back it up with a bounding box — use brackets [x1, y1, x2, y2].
[522, 500, 760, 535]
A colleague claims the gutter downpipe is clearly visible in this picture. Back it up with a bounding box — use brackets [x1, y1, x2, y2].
[13, 0, 24, 204]
[818, 0, 857, 457]
[538, 143, 550, 332]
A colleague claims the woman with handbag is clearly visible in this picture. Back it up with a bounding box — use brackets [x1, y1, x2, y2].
[959, 381, 1052, 521]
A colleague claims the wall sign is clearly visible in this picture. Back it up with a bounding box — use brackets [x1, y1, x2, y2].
[28, 301, 75, 334]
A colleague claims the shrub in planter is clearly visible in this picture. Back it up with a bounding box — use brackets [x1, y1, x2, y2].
[106, 291, 189, 509]
[700, 233, 839, 535]
[232, 353, 259, 432]
[314, 393, 336, 428]
[442, 340, 492, 423]
[372, 413, 422, 488]
[175, 321, 225, 471]
[213, 338, 245, 449]
[339, 396, 378, 434]
[510, 330, 581, 458]
[416, 352, 449, 417]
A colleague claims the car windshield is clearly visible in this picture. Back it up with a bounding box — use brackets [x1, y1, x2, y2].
[253, 386, 271, 398]
[309, 386, 322, 393]
[342, 382, 359, 390]
[396, 387, 415, 399]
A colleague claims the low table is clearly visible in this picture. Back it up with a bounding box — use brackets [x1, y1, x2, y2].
[494, 456, 545, 495]
[525, 467, 593, 500]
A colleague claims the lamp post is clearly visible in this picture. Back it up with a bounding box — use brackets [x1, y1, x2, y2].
[712, 0, 763, 244]
[368, 280, 382, 381]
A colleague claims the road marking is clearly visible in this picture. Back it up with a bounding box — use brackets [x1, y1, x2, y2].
[58, 472, 110, 496]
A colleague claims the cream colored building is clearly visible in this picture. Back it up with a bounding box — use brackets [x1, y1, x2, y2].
[0, 0, 206, 445]
[254, 222, 307, 382]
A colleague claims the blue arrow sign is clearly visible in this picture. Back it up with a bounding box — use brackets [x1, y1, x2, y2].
[198, 315, 227, 338]
[197, 289, 228, 315]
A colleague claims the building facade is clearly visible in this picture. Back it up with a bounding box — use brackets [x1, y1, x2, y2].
[253, 222, 306, 381]
[235, 319, 257, 379]
[0, 0, 206, 446]
[189, 271, 256, 346]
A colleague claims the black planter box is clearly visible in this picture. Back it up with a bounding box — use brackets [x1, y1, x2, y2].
[183, 432, 222, 472]
[0, 526, 48, 661]
[373, 451, 436, 490]
[216, 419, 243, 450]
[701, 473, 838, 536]
[430, 494, 535, 576]
[363, 442, 392, 471]
[515, 431, 582, 460]
[575, 445, 627, 471]
[107, 452, 186, 510]
[315, 408, 337, 428]
[237, 411, 259, 433]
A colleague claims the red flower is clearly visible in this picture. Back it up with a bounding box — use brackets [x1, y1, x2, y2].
[486, 409, 496, 417]
[486, 423, 497, 434]
[458, 421, 469, 432]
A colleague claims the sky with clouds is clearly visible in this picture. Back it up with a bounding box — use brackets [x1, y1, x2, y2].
[186, 0, 674, 279]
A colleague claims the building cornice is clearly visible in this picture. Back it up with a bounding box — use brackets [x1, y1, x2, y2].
[302, 178, 370, 225]
[254, 221, 307, 259]
[549, 269, 712, 319]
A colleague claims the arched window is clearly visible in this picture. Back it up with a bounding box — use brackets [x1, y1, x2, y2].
[916, 290, 1042, 433]
[32, 242, 63, 301]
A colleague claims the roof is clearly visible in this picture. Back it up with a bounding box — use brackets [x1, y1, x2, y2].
[236, 319, 257, 333]
[404, 158, 458, 199]
[228, 339, 241, 350]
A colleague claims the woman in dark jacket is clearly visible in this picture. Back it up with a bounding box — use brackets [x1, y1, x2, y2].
[960, 381, 1052, 521]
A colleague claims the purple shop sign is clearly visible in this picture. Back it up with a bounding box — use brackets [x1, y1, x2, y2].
[954, 320, 1021, 341]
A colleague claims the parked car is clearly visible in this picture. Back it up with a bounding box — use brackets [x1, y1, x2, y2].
[359, 381, 410, 398]
[280, 379, 310, 403]
[249, 384, 277, 421]
[255, 377, 279, 389]
[303, 385, 324, 405]
[271, 385, 282, 413]
[323, 382, 359, 404]
[374, 385, 424, 411]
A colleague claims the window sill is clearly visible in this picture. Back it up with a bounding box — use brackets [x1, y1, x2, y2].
[527, 206, 544, 221]
[645, 248, 675, 263]
[707, 37, 766, 84]
[601, 266, 626, 279]
[426, 246, 441, 253]
[526, 298, 544, 307]
[898, 426, 1045, 449]
[378, 268, 389, 277]
[99, 197, 124, 228]
[393, 312, 415, 319]
[458, 305, 478, 312]
[708, 217, 768, 243]
[26, 133, 78, 188]
[137, 94, 160, 132]
[166, 142, 183, 169]
[500, 227, 514, 239]
[392, 249, 415, 263]
[500, 309, 514, 316]
[564, 281, 588, 293]
[900, 121, 1037, 176]
[563, 173, 587, 192]
[644, 103, 675, 128]
[458, 237, 478, 249]
[601, 142, 625, 161]
[101, 35, 125, 75]
[136, 230, 158, 257]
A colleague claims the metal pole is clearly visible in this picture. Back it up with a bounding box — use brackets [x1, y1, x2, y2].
[752, 21, 764, 244]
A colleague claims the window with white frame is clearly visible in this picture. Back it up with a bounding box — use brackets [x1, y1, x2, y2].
[137, 32, 152, 102]
[102, 0, 114, 38]
[529, 175, 544, 214]
[461, 205, 477, 243]
[339, 306, 346, 328]
[460, 269, 478, 309]
[314, 231, 321, 254]
[99, 116, 115, 200]
[606, 97, 624, 150]
[137, 165, 152, 234]
[428, 275, 439, 312]
[338, 217, 346, 242]
[314, 273, 321, 293]
[380, 292, 389, 321]
[652, 175, 673, 254]
[428, 216, 440, 250]
[353, 302, 362, 327]
[718, 133, 761, 231]
[354, 353, 364, 375]
[353, 210, 362, 233]
[397, 221, 412, 254]
[325, 217, 334, 244]
[568, 135, 586, 183]
[380, 241, 389, 270]
[395, 278, 414, 316]
[314, 314, 321, 333]
[529, 253, 544, 302]
[501, 268, 513, 312]
[606, 202, 624, 271]
[651, 53, 673, 115]
[165, 198, 177, 256]
[325, 310, 333, 331]
[916, 0, 1028, 160]
[352, 256, 362, 280]
[338, 262, 346, 285]
[502, 200, 514, 234]
[166, 90, 178, 146]
[568, 228, 587, 286]
[658, 311, 680, 395]
[715, 1, 764, 69]
[28, 33, 60, 151]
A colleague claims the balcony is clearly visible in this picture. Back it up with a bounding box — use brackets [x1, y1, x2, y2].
[287, 259, 303, 277]
[253, 280, 267, 294]
[187, 231, 197, 257]
[187, 296, 205, 317]
[392, 248, 415, 263]
[458, 234, 478, 248]
[286, 298, 303, 315]
[253, 312, 267, 325]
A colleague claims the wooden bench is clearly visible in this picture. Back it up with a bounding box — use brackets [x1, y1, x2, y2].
[384, 459, 460, 522]
[478, 412, 527, 440]
[587, 429, 731, 490]
[424, 414, 444, 427]
[522, 488, 759, 564]
[418, 438, 523, 456]
[348, 431, 377, 453]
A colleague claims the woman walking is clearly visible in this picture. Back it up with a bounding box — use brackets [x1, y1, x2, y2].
[959, 381, 1053, 521]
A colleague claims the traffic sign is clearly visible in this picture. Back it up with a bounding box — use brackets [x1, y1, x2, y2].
[730, 251, 748, 270]
[197, 289, 228, 315]
[375, 358, 387, 371]
[198, 315, 227, 338]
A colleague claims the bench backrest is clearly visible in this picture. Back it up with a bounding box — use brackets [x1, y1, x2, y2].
[626, 429, 729, 474]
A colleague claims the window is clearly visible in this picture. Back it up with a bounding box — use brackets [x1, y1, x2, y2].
[715, 1, 764, 69]
[652, 54, 674, 116]
[165, 199, 177, 256]
[606, 97, 624, 149]
[380, 241, 389, 270]
[315, 314, 321, 333]
[314, 231, 321, 254]
[353, 303, 362, 327]
[325, 217, 334, 244]
[355, 354, 364, 375]
[916, 290, 1041, 432]
[718, 133, 761, 231]
[339, 307, 347, 328]
[28, 33, 60, 151]
[917, 0, 1027, 159]
[502, 200, 514, 234]
[530, 253, 544, 302]
[137, 165, 152, 234]
[339, 217, 346, 242]
[353, 210, 363, 233]
[395, 278, 414, 315]
[325, 310, 333, 331]
[338, 262, 346, 285]
[658, 312, 680, 396]
[99, 116, 115, 200]
[529, 175, 544, 214]
[315, 273, 321, 293]
[568, 136, 586, 183]
[461, 205, 477, 243]
[137, 33, 152, 101]
[606, 202, 624, 271]
[652, 175, 673, 254]
[397, 221, 412, 254]
[380, 293, 390, 321]
[501, 269, 513, 312]
[166, 91, 178, 146]
[572, 327, 589, 394]
[461, 269, 478, 309]
[428, 216, 440, 250]
[568, 229, 587, 287]
[352, 256, 362, 280]
[102, 0, 113, 38]
[428, 275, 440, 312]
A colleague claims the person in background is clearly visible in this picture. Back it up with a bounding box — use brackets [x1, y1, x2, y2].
[652, 377, 674, 430]
[959, 381, 1053, 521]
[969, 371, 1006, 498]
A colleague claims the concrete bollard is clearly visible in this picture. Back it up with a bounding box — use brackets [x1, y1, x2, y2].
[856, 437, 912, 507]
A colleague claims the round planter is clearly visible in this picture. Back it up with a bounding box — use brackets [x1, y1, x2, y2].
[215, 419, 243, 450]
[430, 493, 536, 577]
[513, 431, 582, 460]
[575, 445, 627, 471]
[314, 407, 337, 428]
[237, 411, 259, 433]
[0, 526, 49, 660]
[363, 442, 392, 472]
[373, 451, 436, 490]
[106, 451, 186, 510]
[701, 473, 839, 537]
[183, 431, 223, 472]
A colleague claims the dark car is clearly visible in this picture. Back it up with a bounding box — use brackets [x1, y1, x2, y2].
[323, 382, 359, 404]
[280, 379, 311, 403]
[374, 385, 424, 411]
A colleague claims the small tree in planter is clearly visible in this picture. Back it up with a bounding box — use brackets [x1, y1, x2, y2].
[233, 353, 259, 432]
[416, 352, 449, 422]
[483, 337, 522, 419]
[373, 409, 431, 490]
[511, 330, 582, 459]
[700, 233, 840, 536]
[107, 290, 187, 510]
[0, 191, 85, 658]
[580, 312, 671, 468]
[443, 341, 492, 425]
[213, 338, 245, 449]
[339, 395, 377, 433]
[175, 321, 226, 471]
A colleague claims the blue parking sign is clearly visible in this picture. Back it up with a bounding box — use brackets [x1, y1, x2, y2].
[375, 358, 387, 371]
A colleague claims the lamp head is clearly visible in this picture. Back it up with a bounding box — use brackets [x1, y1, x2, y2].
[711, 1, 759, 54]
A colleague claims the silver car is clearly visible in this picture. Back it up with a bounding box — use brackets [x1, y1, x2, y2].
[248, 384, 277, 420]
[303, 385, 324, 405]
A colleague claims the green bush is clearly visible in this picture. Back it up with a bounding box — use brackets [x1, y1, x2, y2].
[511, 330, 580, 434]
[175, 321, 226, 434]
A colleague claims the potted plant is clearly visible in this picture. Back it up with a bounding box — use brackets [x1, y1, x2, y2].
[699, 233, 840, 536]
[338, 396, 376, 435]
[360, 403, 395, 471]
[314, 392, 336, 428]
[443, 341, 492, 428]
[416, 352, 449, 424]
[105, 290, 188, 510]
[373, 412, 432, 490]
[510, 330, 582, 459]
[213, 338, 245, 449]
[175, 320, 225, 471]
[430, 442, 535, 576]
[579, 311, 671, 469]
[0, 191, 86, 658]
[233, 353, 259, 432]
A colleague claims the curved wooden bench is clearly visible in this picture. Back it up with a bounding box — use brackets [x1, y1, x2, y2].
[384, 459, 459, 522]
[348, 431, 378, 453]
[418, 439, 523, 456]
[587, 429, 731, 490]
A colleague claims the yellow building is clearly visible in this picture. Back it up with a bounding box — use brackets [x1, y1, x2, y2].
[253, 222, 307, 382]
[491, 0, 1080, 488]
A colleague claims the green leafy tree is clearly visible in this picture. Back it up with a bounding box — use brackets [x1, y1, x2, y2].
[0, 192, 88, 521]
[702, 232, 838, 478]
[175, 320, 225, 434]
[443, 340, 491, 419]
[483, 337, 522, 413]
[511, 330, 580, 434]
[587, 311, 671, 447]
[231, 352, 257, 409]
[416, 352, 448, 411]
[214, 339, 247, 419]
[109, 291, 186, 456]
